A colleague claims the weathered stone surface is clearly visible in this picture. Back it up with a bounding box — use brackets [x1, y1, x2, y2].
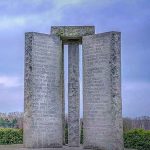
[82, 32, 123, 150]
[51, 26, 95, 43]
[24, 26, 124, 149]
[24, 32, 63, 148]
[68, 42, 80, 147]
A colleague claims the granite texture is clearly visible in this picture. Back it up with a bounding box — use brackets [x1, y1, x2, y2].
[51, 26, 95, 43]
[24, 26, 124, 150]
[82, 32, 123, 150]
[68, 43, 80, 147]
[24, 32, 63, 148]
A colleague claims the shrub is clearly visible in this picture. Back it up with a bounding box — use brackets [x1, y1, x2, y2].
[80, 122, 83, 144]
[124, 129, 150, 150]
[0, 128, 23, 144]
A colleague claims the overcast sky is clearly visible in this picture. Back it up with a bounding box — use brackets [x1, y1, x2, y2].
[0, 0, 150, 117]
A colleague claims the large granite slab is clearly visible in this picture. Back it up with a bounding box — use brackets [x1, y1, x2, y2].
[68, 42, 80, 146]
[82, 32, 123, 150]
[24, 33, 63, 148]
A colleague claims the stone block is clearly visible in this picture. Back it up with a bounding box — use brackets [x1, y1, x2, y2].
[24, 32, 63, 148]
[51, 26, 95, 43]
[68, 43, 80, 147]
[82, 32, 123, 150]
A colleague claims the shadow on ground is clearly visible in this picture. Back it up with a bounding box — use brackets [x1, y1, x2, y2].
[0, 144, 137, 150]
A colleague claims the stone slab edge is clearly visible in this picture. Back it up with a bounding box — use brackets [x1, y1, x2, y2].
[51, 26, 95, 42]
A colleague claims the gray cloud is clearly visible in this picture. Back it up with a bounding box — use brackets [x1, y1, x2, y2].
[0, 0, 150, 117]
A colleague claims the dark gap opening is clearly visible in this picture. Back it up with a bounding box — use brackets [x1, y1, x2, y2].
[64, 44, 68, 144]
[79, 44, 83, 144]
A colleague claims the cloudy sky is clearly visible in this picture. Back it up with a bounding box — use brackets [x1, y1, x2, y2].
[0, 0, 150, 117]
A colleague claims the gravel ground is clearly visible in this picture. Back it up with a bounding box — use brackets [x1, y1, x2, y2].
[0, 144, 137, 150]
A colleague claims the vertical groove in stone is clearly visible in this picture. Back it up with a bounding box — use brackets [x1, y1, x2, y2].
[24, 32, 33, 147]
[62, 45, 65, 145]
[68, 42, 80, 147]
[110, 32, 124, 150]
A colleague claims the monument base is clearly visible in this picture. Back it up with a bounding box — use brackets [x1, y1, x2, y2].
[0, 144, 136, 150]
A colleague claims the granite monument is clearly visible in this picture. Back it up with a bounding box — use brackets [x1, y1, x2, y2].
[24, 26, 123, 150]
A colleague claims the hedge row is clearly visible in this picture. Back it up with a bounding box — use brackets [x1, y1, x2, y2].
[124, 129, 150, 150]
[0, 128, 23, 144]
[0, 128, 150, 150]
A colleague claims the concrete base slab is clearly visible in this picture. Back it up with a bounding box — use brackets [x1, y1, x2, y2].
[0, 145, 136, 150]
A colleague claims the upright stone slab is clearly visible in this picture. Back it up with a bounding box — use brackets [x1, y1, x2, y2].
[83, 32, 123, 150]
[24, 32, 63, 148]
[68, 42, 80, 147]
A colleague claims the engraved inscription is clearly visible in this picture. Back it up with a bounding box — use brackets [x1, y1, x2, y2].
[83, 32, 123, 150]
[24, 33, 63, 148]
[68, 43, 80, 147]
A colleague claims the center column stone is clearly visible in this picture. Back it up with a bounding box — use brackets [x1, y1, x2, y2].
[68, 42, 80, 147]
